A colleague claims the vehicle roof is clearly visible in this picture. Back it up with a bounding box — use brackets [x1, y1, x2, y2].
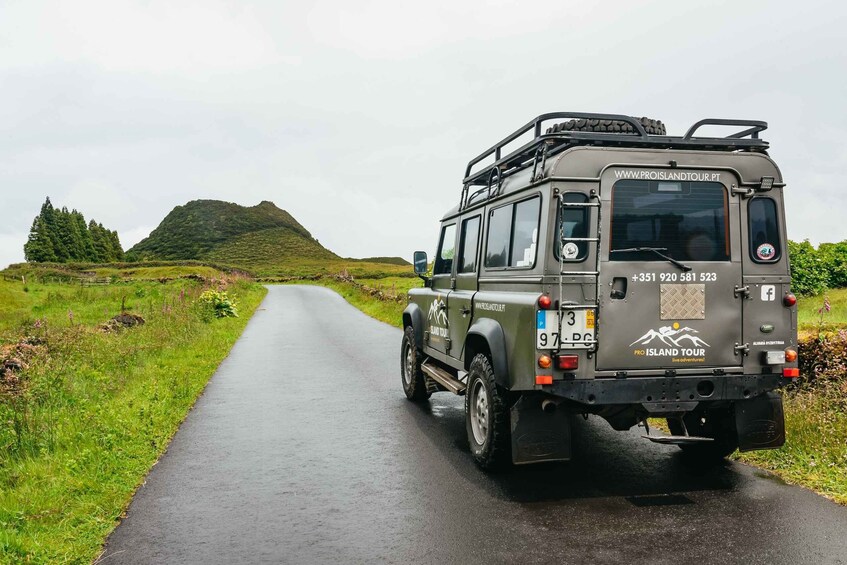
[440, 146, 783, 222]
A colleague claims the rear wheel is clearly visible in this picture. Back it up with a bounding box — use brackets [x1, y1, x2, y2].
[401, 326, 430, 402]
[667, 405, 738, 461]
[465, 353, 511, 470]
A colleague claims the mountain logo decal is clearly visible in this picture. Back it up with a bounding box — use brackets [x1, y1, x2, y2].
[428, 296, 448, 327]
[629, 323, 710, 348]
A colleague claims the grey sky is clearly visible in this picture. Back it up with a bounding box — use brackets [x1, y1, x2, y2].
[1, 0, 845, 268]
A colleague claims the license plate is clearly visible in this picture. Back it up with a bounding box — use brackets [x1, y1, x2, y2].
[536, 310, 595, 349]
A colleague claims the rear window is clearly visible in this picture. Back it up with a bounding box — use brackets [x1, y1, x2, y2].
[748, 198, 781, 262]
[610, 180, 729, 262]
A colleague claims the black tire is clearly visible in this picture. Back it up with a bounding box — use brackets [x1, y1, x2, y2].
[401, 326, 430, 402]
[667, 405, 738, 461]
[465, 353, 511, 470]
[546, 116, 666, 136]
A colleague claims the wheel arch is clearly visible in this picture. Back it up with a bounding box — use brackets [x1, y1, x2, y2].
[403, 303, 424, 349]
[465, 318, 509, 388]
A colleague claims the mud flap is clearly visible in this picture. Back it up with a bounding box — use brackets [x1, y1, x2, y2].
[510, 396, 571, 465]
[735, 391, 785, 452]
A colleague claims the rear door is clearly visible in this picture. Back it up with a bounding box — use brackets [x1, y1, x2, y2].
[596, 170, 744, 372]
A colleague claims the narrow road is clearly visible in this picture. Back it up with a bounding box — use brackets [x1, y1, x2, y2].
[103, 285, 847, 564]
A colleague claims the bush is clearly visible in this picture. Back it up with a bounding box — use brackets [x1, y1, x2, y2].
[788, 240, 829, 296]
[197, 289, 239, 319]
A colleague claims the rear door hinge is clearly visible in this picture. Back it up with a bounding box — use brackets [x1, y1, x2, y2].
[734, 342, 750, 356]
[734, 285, 751, 299]
[731, 184, 756, 198]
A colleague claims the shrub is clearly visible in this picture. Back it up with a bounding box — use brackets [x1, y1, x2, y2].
[197, 289, 239, 319]
[788, 240, 829, 296]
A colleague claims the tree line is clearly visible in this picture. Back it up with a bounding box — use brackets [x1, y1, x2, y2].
[24, 197, 124, 263]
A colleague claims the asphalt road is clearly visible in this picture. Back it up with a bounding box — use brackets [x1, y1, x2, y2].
[102, 285, 847, 564]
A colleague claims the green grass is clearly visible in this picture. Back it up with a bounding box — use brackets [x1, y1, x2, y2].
[797, 288, 847, 336]
[0, 274, 266, 563]
[734, 388, 847, 504]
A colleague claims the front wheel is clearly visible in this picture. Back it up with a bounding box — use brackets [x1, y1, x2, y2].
[465, 353, 511, 470]
[401, 326, 430, 402]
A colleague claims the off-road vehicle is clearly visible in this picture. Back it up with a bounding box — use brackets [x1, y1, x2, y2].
[401, 112, 797, 468]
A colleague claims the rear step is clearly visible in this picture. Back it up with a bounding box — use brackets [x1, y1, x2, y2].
[642, 435, 714, 445]
[421, 361, 466, 395]
[640, 418, 713, 445]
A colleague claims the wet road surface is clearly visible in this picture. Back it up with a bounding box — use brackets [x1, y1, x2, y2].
[103, 285, 847, 564]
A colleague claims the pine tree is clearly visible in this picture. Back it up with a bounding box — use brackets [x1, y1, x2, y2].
[108, 229, 125, 261]
[23, 215, 57, 262]
[73, 210, 96, 261]
[24, 197, 125, 263]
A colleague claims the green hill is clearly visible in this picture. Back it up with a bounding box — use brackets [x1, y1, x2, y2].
[128, 200, 334, 262]
[128, 200, 319, 260]
[126, 199, 413, 278]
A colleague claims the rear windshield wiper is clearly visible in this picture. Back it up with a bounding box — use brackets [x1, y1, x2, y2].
[610, 247, 692, 272]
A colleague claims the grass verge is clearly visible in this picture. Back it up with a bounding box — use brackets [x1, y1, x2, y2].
[0, 273, 266, 563]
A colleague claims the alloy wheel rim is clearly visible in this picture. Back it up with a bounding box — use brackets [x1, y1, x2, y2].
[470, 379, 489, 445]
[403, 342, 413, 387]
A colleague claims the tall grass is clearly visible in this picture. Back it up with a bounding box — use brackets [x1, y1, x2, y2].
[0, 276, 266, 563]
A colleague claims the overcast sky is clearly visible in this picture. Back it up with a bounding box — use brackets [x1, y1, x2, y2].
[1, 0, 845, 268]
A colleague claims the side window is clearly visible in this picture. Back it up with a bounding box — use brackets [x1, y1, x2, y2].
[485, 196, 541, 269]
[485, 205, 512, 268]
[459, 216, 481, 274]
[556, 192, 589, 261]
[510, 198, 540, 267]
[748, 198, 781, 262]
[433, 224, 456, 275]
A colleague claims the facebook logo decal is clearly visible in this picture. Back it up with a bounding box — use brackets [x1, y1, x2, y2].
[761, 285, 776, 301]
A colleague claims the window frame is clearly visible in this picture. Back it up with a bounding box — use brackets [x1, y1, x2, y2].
[554, 192, 590, 263]
[748, 197, 782, 263]
[484, 194, 542, 271]
[458, 215, 481, 274]
[433, 223, 457, 276]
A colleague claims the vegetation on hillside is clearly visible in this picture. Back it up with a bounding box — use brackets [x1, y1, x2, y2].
[205, 227, 338, 266]
[24, 198, 123, 263]
[0, 267, 266, 563]
[127, 200, 320, 261]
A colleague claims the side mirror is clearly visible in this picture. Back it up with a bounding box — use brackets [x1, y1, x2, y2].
[413, 251, 428, 275]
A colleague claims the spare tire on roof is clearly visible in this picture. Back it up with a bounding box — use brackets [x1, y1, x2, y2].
[546, 116, 666, 136]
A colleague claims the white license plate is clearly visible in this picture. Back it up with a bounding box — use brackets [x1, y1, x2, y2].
[536, 310, 595, 349]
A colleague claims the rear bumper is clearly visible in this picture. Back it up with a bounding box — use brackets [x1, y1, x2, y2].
[550, 373, 788, 410]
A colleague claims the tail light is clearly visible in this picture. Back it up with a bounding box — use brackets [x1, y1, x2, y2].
[785, 348, 797, 363]
[555, 354, 579, 370]
[538, 294, 552, 310]
[536, 375, 553, 385]
[783, 293, 797, 307]
[783, 368, 799, 378]
[538, 355, 552, 369]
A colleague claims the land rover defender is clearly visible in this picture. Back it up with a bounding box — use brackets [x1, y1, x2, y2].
[402, 112, 797, 468]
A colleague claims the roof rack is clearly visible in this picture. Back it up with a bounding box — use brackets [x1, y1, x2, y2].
[459, 112, 768, 210]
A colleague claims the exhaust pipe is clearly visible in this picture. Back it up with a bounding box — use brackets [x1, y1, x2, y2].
[542, 399, 557, 413]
